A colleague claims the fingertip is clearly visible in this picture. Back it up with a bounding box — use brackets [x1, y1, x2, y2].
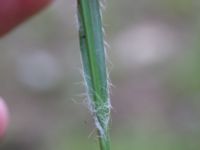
[0, 97, 9, 138]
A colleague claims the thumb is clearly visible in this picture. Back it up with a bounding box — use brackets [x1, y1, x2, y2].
[0, 0, 52, 37]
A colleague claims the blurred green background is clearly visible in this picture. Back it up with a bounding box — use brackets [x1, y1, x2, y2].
[1, 0, 200, 149]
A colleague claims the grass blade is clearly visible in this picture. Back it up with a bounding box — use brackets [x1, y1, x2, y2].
[77, 0, 111, 150]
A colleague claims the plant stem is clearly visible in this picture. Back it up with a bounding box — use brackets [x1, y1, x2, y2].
[77, 0, 111, 150]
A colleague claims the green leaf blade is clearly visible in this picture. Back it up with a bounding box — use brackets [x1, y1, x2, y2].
[77, 0, 111, 150]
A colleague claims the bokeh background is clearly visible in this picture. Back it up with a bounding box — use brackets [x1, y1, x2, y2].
[1, 0, 200, 149]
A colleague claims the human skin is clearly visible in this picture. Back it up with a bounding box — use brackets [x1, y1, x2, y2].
[0, 97, 9, 138]
[0, 0, 52, 37]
